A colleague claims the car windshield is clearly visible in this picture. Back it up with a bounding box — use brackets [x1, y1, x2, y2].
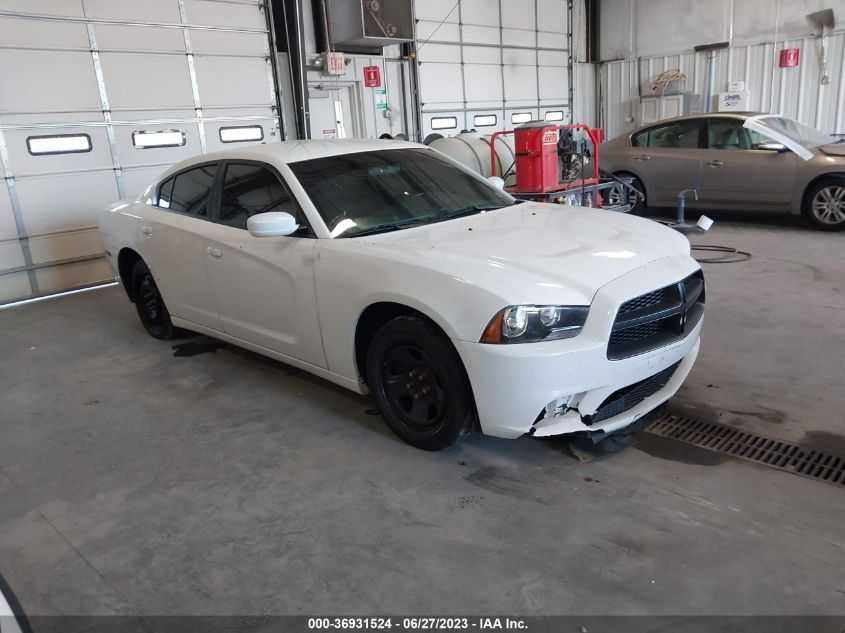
[748, 115, 838, 148]
[288, 148, 517, 237]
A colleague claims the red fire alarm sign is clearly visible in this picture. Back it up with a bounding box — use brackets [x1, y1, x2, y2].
[363, 66, 381, 88]
[779, 48, 800, 68]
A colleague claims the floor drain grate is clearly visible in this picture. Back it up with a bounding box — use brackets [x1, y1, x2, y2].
[645, 412, 845, 486]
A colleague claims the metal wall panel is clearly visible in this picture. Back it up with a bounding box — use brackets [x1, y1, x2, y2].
[416, 0, 575, 139]
[600, 33, 845, 140]
[0, 0, 281, 302]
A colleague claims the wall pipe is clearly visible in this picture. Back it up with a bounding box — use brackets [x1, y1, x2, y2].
[280, 0, 310, 139]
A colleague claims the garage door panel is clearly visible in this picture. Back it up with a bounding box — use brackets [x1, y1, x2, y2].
[99, 53, 195, 109]
[94, 24, 187, 52]
[417, 43, 460, 64]
[27, 229, 104, 266]
[537, 0, 567, 32]
[4, 126, 113, 175]
[0, 240, 26, 271]
[0, 51, 100, 113]
[502, 48, 536, 65]
[0, 17, 88, 48]
[462, 45, 500, 65]
[502, 0, 535, 30]
[412, 0, 456, 22]
[189, 29, 266, 56]
[15, 172, 118, 235]
[193, 56, 270, 107]
[419, 64, 464, 104]
[503, 66, 538, 101]
[416, 20, 460, 42]
[34, 258, 114, 295]
[121, 166, 170, 199]
[538, 31, 567, 49]
[539, 67, 567, 100]
[459, 0, 499, 27]
[0, 0, 83, 18]
[539, 49, 567, 66]
[0, 184, 21, 241]
[83, 0, 182, 24]
[184, 0, 265, 30]
[462, 25, 499, 45]
[464, 65, 502, 103]
[0, 271, 32, 303]
[502, 28, 535, 48]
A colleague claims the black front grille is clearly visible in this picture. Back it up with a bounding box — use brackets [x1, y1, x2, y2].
[607, 270, 705, 360]
[587, 361, 682, 425]
[618, 288, 667, 314]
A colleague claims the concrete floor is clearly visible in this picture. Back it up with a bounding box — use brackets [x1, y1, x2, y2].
[0, 218, 843, 618]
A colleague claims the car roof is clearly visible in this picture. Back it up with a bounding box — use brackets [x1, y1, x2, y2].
[634, 112, 765, 129]
[157, 138, 426, 181]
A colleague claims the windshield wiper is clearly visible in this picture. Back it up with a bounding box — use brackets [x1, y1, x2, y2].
[343, 219, 429, 238]
[437, 201, 519, 222]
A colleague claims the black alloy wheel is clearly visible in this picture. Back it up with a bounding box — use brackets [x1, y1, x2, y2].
[131, 260, 176, 339]
[367, 316, 473, 451]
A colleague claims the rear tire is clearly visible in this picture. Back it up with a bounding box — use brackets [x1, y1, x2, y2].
[366, 315, 473, 451]
[803, 177, 845, 231]
[131, 260, 177, 340]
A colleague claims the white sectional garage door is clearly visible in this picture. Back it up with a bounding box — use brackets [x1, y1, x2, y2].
[0, 0, 280, 303]
[415, 0, 572, 139]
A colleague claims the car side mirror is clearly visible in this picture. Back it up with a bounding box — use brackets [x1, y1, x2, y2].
[247, 211, 299, 237]
[757, 139, 787, 152]
[487, 175, 505, 190]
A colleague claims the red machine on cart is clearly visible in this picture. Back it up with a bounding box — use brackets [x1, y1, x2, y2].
[490, 122, 629, 209]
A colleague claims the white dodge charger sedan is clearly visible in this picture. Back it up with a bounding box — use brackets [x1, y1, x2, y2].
[99, 139, 704, 451]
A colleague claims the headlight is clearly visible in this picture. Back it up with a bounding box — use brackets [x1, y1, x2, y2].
[480, 305, 589, 344]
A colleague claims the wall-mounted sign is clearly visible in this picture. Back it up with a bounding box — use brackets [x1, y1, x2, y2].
[718, 91, 750, 112]
[363, 65, 381, 88]
[322, 128, 338, 138]
[779, 48, 800, 68]
[325, 51, 346, 76]
[375, 87, 388, 110]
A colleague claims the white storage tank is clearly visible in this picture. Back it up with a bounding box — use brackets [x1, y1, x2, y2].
[429, 132, 517, 187]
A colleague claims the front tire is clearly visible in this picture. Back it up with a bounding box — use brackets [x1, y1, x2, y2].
[367, 315, 473, 451]
[131, 260, 177, 340]
[803, 177, 845, 231]
[611, 173, 646, 215]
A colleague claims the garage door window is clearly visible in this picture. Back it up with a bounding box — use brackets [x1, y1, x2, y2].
[26, 134, 92, 156]
[218, 163, 300, 231]
[132, 130, 186, 149]
[219, 126, 264, 143]
[633, 120, 702, 149]
[158, 164, 217, 217]
[431, 117, 457, 130]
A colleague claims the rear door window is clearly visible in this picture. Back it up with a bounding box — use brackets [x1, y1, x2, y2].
[159, 164, 218, 217]
[633, 120, 703, 149]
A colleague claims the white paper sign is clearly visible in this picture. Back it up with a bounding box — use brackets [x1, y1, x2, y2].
[718, 91, 750, 112]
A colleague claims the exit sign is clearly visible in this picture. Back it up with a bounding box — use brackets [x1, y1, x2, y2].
[363, 65, 381, 88]
[779, 48, 800, 68]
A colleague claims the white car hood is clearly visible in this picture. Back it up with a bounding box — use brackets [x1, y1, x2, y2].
[353, 202, 691, 305]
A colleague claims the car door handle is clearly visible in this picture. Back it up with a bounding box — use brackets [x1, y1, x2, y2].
[705, 160, 724, 167]
[141, 226, 152, 237]
[633, 155, 651, 161]
[207, 247, 222, 259]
